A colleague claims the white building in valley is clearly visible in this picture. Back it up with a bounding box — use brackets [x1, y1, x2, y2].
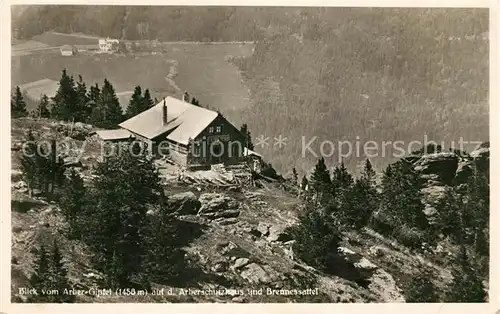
[98, 37, 119, 53]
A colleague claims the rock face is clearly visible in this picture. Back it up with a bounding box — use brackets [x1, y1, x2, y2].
[337, 247, 405, 302]
[168, 191, 201, 215]
[267, 225, 293, 242]
[198, 193, 240, 220]
[240, 263, 272, 284]
[414, 152, 459, 185]
[413, 147, 489, 222]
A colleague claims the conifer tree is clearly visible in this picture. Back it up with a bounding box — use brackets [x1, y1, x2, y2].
[290, 206, 342, 273]
[83, 149, 162, 287]
[339, 159, 379, 229]
[88, 83, 101, 126]
[404, 268, 439, 302]
[445, 246, 487, 302]
[20, 130, 42, 196]
[59, 169, 86, 236]
[142, 88, 154, 109]
[38, 139, 66, 197]
[292, 167, 298, 184]
[52, 69, 77, 121]
[380, 159, 427, 230]
[11, 86, 28, 118]
[360, 158, 376, 185]
[341, 178, 376, 229]
[88, 83, 101, 104]
[141, 208, 187, 284]
[48, 240, 75, 303]
[240, 123, 254, 150]
[125, 86, 144, 119]
[99, 78, 123, 128]
[38, 94, 51, 118]
[331, 161, 354, 196]
[75, 75, 90, 122]
[27, 245, 51, 303]
[309, 157, 332, 203]
[19, 133, 64, 197]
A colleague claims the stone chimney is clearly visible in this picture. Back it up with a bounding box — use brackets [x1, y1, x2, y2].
[162, 98, 167, 125]
[183, 91, 190, 103]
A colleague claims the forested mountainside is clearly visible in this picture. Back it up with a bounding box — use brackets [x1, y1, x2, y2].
[11, 118, 490, 303]
[12, 6, 269, 41]
[231, 8, 489, 173]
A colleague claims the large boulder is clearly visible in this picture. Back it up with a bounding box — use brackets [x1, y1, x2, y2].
[455, 159, 475, 185]
[168, 191, 201, 215]
[413, 152, 459, 185]
[267, 225, 293, 242]
[198, 193, 240, 220]
[240, 263, 272, 283]
[470, 147, 489, 173]
[368, 269, 405, 302]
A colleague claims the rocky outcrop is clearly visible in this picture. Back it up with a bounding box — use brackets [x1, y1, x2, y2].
[168, 191, 201, 215]
[337, 247, 405, 302]
[267, 225, 293, 242]
[413, 147, 489, 222]
[413, 152, 459, 185]
[239, 263, 281, 284]
[197, 193, 240, 220]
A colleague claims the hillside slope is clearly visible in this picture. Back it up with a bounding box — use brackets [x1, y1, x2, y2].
[11, 117, 488, 303]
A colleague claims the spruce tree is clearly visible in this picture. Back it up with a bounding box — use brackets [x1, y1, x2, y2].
[404, 268, 439, 302]
[38, 139, 66, 197]
[27, 245, 51, 303]
[341, 178, 376, 229]
[75, 75, 90, 122]
[59, 169, 86, 237]
[48, 240, 75, 303]
[380, 159, 427, 230]
[83, 149, 162, 287]
[309, 157, 332, 204]
[99, 78, 123, 128]
[141, 209, 187, 285]
[125, 85, 144, 119]
[290, 206, 342, 273]
[20, 130, 42, 196]
[331, 161, 354, 196]
[339, 159, 379, 229]
[292, 167, 298, 185]
[38, 94, 51, 118]
[360, 158, 376, 185]
[88, 83, 101, 126]
[11, 86, 28, 118]
[52, 69, 77, 121]
[142, 88, 154, 109]
[240, 123, 254, 150]
[445, 246, 487, 302]
[88, 83, 101, 104]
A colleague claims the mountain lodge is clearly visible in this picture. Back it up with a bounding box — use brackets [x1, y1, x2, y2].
[93, 95, 258, 168]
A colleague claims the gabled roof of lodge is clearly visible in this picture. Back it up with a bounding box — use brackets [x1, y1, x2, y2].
[118, 96, 219, 145]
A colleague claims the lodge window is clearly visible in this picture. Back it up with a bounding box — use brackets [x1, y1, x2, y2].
[209, 127, 214, 133]
[216, 126, 222, 133]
